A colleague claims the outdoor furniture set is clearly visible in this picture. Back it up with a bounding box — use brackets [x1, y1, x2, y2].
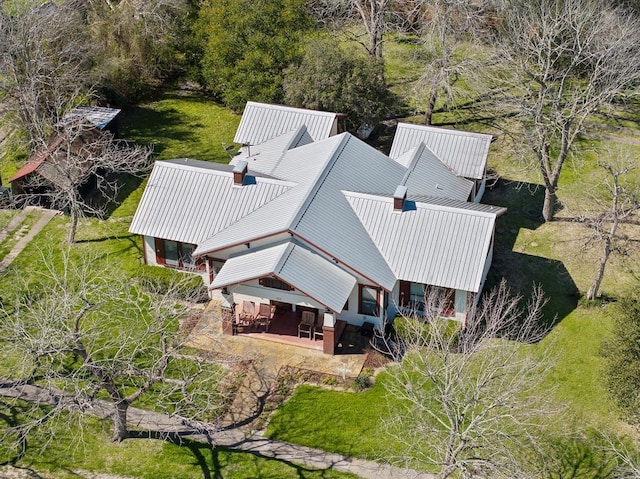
[298, 310, 324, 341]
[236, 300, 276, 332]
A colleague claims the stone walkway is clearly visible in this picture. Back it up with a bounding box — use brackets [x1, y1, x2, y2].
[0, 206, 59, 271]
[0, 381, 435, 479]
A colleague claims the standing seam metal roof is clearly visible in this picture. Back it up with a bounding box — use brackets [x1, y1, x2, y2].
[129, 160, 294, 245]
[234, 101, 338, 145]
[400, 143, 474, 201]
[389, 123, 492, 180]
[211, 241, 356, 312]
[344, 191, 499, 292]
[232, 125, 314, 177]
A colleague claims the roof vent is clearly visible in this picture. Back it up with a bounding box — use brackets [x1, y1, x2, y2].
[393, 185, 408, 212]
[233, 160, 248, 185]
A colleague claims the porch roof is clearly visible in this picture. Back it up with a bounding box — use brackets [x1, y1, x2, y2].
[211, 241, 356, 313]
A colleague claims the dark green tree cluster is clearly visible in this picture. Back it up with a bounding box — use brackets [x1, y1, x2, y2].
[603, 294, 640, 422]
[284, 40, 391, 131]
[196, 0, 312, 112]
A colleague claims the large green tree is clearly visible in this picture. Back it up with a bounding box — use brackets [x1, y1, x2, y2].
[283, 40, 391, 132]
[197, 0, 312, 111]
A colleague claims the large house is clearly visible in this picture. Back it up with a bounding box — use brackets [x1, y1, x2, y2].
[129, 102, 505, 354]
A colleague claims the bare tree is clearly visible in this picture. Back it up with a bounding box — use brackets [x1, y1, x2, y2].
[413, 0, 488, 125]
[17, 121, 152, 243]
[309, 0, 397, 59]
[0, 0, 93, 147]
[0, 249, 225, 444]
[580, 156, 640, 300]
[496, 0, 640, 221]
[382, 281, 558, 478]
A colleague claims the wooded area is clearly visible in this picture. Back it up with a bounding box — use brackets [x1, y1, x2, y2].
[1, 0, 640, 478]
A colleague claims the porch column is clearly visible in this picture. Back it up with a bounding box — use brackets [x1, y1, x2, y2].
[322, 311, 336, 355]
[222, 306, 235, 335]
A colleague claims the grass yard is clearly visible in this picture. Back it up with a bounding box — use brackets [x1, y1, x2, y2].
[0, 405, 358, 479]
[119, 91, 240, 164]
[263, 33, 640, 472]
[267, 379, 402, 461]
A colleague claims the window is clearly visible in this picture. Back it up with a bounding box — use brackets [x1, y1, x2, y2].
[359, 285, 379, 316]
[426, 286, 455, 316]
[259, 277, 294, 291]
[155, 238, 202, 271]
[164, 240, 179, 264]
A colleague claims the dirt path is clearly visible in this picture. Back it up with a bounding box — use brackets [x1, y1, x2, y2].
[0, 380, 435, 479]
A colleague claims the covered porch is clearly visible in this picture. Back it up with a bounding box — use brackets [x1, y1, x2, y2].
[222, 299, 357, 355]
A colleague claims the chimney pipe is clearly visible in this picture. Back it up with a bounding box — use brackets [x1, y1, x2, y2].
[393, 185, 408, 212]
[233, 160, 248, 186]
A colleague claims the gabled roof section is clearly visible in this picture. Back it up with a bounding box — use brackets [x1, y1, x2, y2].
[233, 125, 314, 177]
[212, 241, 356, 313]
[59, 106, 121, 130]
[129, 160, 294, 245]
[234, 101, 339, 145]
[198, 133, 410, 290]
[344, 191, 503, 293]
[290, 134, 407, 291]
[390, 123, 492, 180]
[401, 143, 474, 202]
[193, 134, 347, 257]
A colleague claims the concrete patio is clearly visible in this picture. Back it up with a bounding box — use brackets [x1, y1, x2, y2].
[185, 300, 368, 379]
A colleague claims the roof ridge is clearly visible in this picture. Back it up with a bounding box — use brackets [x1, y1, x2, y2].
[288, 133, 351, 230]
[396, 122, 493, 140]
[343, 190, 505, 218]
[245, 101, 338, 118]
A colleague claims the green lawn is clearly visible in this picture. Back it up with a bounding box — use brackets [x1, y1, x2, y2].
[119, 92, 240, 164]
[267, 379, 401, 460]
[110, 91, 240, 220]
[0, 405, 358, 479]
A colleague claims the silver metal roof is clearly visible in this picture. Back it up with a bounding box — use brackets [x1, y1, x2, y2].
[193, 134, 345, 256]
[129, 160, 294, 244]
[60, 106, 121, 130]
[389, 123, 492, 180]
[344, 191, 501, 293]
[291, 134, 406, 291]
[401, 143, 474, 202]
[234, 102, 338, 145]
[232, 125, 314, 177]
[212, 241, 356, 312]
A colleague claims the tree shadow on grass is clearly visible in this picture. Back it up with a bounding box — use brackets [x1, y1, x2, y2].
[129, 431, 344, 479]
[483, 179, 580, 331]
[118, 105, 203, 159]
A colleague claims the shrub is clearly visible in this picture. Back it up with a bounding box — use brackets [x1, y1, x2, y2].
[352, 375, 372, 392]
[283, 39, 394, 132]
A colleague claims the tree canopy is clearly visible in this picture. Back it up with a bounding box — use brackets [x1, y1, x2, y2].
[197, 0, 313, 111]
[283, 40, 391, 132]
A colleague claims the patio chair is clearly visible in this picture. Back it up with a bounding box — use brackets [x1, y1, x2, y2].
[238, 301, 256, 326]
[255, 303, 276, 331]
[298, 311, 315, 339]
[313, 316, 324, 341]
